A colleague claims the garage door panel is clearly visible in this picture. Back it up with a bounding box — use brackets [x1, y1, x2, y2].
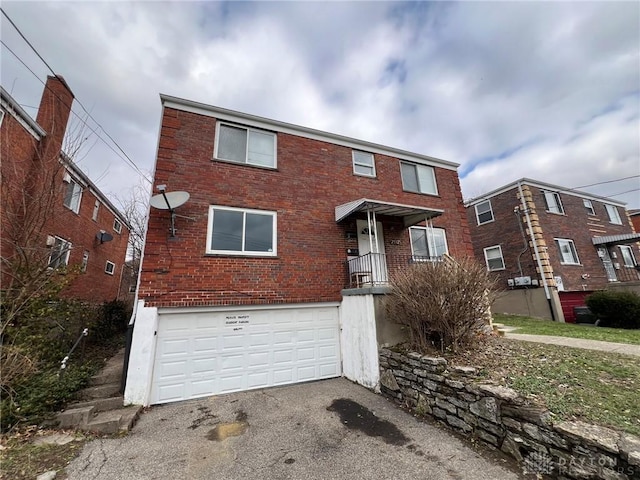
[151, 306, 341, 404]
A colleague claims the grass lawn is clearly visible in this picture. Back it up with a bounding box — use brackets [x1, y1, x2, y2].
[449, 337, 640, 437]
[494, 313, 640, 345]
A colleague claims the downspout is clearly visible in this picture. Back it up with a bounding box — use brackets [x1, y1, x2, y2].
[517, 181, 556, 321]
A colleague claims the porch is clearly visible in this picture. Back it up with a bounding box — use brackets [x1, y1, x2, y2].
[592, 233, 640, 284]
[344, 253, 442, 289]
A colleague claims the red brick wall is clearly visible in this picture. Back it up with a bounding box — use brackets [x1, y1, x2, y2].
[139, 107, 473, 307]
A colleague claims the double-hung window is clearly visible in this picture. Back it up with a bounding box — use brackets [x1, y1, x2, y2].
[113, 219, 123, 234]
[543, 191, 564, 214]
[63, 178, 83, 213]
[105, 261, 115, 275]
[207, 206, 276, 256]
[92, 200, 100, 221]
[409, 227, 448, 259]
[583, 199, 595, 216]
[605, 204, 622, 224]
[620, 246, 637, 267]
[475, 200, 494, 225]
[48, 237, 71, 269]
[483, 245, 505, 271]
[352, 151, 375, 177]
[400, 162, 437, 195]
[215, 123, 276, 168]
[555, 238, 580, 265]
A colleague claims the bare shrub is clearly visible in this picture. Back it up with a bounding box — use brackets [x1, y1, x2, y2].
[384, 256, 498, 352]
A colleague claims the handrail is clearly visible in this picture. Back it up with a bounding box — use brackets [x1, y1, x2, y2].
[59, 328, 89, 377]
[345, 253, 443, 288]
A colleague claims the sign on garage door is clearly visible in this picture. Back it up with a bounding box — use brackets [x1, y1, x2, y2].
[151, 306, 341, 404]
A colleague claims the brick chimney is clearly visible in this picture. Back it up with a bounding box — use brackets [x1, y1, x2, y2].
[35, 75, 74, 159]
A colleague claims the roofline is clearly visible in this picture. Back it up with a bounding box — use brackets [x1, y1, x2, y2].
[60, 152, 131, 229]
[159, 94, 460, 172]
[464, 177, 627, 208]
[0, 86, 47, 138]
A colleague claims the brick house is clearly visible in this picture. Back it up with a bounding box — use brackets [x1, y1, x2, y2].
[125, 94, 474, 406]
[465, 179, 640, 323]
[0, 76, 130, 304]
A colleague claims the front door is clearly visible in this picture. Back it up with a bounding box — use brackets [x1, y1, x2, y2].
[356, 220, 387, 284]
[598, 247, 617, 282]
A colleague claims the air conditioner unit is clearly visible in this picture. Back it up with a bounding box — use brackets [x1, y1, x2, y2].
[46, 235, 56, 247]
[63, 172, 71, 183]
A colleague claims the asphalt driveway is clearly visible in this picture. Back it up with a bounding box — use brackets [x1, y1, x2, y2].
[66, 378, 524, 479]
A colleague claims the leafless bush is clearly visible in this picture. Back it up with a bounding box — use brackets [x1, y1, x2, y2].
[384, 256, 498, 352]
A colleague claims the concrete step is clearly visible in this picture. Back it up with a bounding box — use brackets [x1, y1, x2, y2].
[69, 396, 124, 413]
[83, 405, 142, 434]
[89, 368, 122, 386]
[57, 406, 95, 429]
[81, 382, 121, 400]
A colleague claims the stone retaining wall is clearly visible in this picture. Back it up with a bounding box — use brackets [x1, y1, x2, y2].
[379, 349, 640, 479]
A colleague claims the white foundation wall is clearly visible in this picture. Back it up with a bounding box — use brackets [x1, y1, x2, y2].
[339, 294, 380, 389]
[124, 300, 158, 406]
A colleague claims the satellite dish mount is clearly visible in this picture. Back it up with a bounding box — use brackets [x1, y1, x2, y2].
[150, 185, 192, 237]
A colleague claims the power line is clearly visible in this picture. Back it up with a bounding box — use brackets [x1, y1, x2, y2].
[606, 188, 640, 198]
[1, 8, 56, 75]
[571, 175, 640, 190]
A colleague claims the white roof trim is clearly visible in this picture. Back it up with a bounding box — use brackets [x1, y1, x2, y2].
[160, 94, 459, 171]
[464, 178, 627, 208]
[335, 198, 444, 228]
[0, 86, 46, 139]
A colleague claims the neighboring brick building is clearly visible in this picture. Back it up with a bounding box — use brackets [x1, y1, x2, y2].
[126, 95, 474, 406]
[465, 179, 640, 322]
[0, 76, 130, 304]
[630, 209, 640, 234]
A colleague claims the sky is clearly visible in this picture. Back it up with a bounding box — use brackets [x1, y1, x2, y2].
[1, 1, 639, 211]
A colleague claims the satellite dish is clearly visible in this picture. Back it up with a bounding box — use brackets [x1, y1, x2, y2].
[96, 231, 113, 243]
[150, 191, 190, 210]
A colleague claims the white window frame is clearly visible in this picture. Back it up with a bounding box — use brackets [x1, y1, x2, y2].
[92, 200, 100, 221]
[620, 245, 637, 267]
[400, 162, 438, 195]
[543, 191, 564, 215]
[113, 218, 123, 234]
[483, 245, 505, 271]
[583, 199, 595, 216]
[105, 261, 116, 275]
[475, 200, 494, 225]
[605, 204, 622, 225]
[0, 109, 5, 128]
[214, 122, 277, 169]
[63, 177, 83, 214]
[352, 150, 376, 177]
[409, 226, 449, 259]
[555, 238, 580, 265]
[81, 251, 89, 272]
[48, 237, 72, 269]
[206, 206, 277, 256]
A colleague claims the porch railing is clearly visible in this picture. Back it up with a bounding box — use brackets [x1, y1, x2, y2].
[611, 265, 640, 283]
[345, 253, 442, 289]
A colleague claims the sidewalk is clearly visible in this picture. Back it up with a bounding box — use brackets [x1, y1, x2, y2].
[503, 331, 640, 357]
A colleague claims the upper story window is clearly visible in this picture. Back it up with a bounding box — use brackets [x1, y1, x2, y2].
[605, 204, 622, 224]
[543, 191, 564, 215]
[475, 200, 494, 225]
[81, 251, 89, 272]
[206, 206, 276, 256]
[400, 162, 437, 195]
[352, 150, 376, 177]
[555, 238, 580, 265]
[63, 176, 83, 214]
[620, 246, 637, 267]
[92, 200, 100, 221]
[0, 109, 5, 127]
[409, 227, 448, 258]
[214, 123, 276, 168]
[48, 237, 71, 269]
[583, 199, 595, 216]
[113, 219, 123, 234]
[483, 245, 505, 271]
[105, 261, 115, 275]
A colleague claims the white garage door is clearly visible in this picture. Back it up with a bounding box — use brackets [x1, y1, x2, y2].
[151, 306, 341, 404]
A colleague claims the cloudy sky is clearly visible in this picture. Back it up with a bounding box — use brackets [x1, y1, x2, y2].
[2, 1, 639, 211]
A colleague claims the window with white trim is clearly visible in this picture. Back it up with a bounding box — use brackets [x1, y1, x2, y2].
[620, 245, 637, 267]
[113, 218, 122, 234]
[0, 109, 5, 127]
[352, 150, 375, 177]
[605, 204, 622, 224]
[543, 191, 564, 214]
[105, 261, 115, 275]
[409, 227, 448, 258]
[92, 200, 100, 221]
[555, 238, 580, 265]
[483, 245, 505, 271]
[400, 162, 437, 195]
[583, 199, 595, 216]
[214, 123, 276, 168]
[81, 251, 89, 272]
[48, 237, 71, 269]
[475, 200, 494, 225]
[63, 178, 83, 213]
[206, 206, 276, 256]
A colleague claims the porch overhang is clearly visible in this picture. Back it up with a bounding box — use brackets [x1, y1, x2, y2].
[592, 233, 640, 246]
[335, 198, 444, 228]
